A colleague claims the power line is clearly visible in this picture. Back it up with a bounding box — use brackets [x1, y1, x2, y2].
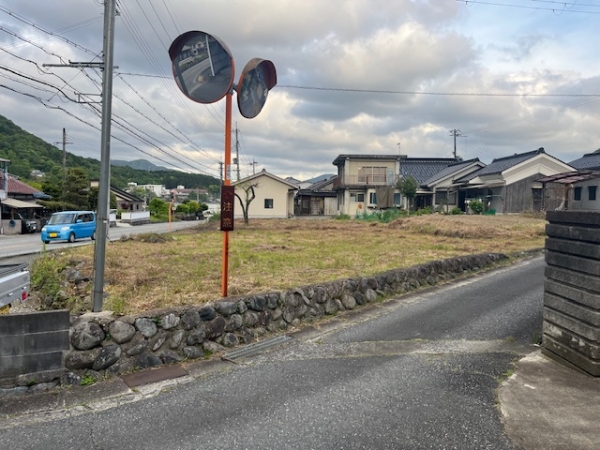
[456, 0, 600, 14]
[115, 74, 221, 164]
[278, 84, 600, 97]
[0, 16, 218, 175]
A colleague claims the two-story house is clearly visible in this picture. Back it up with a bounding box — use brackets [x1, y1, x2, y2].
[332, 154, 403, 216]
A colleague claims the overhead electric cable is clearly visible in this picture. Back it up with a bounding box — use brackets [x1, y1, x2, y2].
[455, 0, 600, 14]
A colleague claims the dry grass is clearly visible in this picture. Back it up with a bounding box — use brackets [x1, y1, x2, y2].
[48, 214, 546, 314]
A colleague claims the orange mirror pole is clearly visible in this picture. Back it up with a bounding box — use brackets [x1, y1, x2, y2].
[221, 91, 233, 297]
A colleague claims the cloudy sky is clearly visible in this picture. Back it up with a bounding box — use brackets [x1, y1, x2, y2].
[1, 0, 599, 183]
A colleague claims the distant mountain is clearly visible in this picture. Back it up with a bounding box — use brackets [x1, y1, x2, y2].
[111, 159, 166, 172]
[305, 174, 336, 184]
[0, 114, 219, 189]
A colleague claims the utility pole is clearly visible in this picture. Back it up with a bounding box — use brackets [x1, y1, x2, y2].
[249, 159, 258, 175]
[449, 129, 466, 160]
[54, 128, 72, 199]
[43, 0, 117, 311]
[91, 0, 116, 311]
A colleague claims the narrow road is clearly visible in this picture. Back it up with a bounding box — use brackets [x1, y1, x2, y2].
[0, 257, 544, 449]
[0, 219, 204, 262]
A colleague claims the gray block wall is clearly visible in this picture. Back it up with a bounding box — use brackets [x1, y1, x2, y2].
[544, 211, 600, 376]
[0, 310, 70, 385]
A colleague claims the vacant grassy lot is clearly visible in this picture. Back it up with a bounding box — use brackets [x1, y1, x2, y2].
[34, 214, 546, 314]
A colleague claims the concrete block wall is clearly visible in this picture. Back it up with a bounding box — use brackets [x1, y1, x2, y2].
[544, 211, 600, 376]
[0, 310, 70, 386]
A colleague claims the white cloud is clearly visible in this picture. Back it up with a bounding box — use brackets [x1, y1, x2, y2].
[0, 0, 599, 182]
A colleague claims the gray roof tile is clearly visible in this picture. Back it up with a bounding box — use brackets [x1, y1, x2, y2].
[568, 152, 600, 170]
[421, 158, 482, 186]
[400, 158, 458, 185]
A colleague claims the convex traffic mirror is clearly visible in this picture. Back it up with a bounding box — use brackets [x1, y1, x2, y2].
[168, 31, 234, 104]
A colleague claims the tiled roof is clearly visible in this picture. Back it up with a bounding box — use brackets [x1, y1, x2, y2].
[308, 176, 337, 191]
[568, 152, 600, 170]
[0, 173, 42, 195]
[400, 158, 458, 185]
[474, 148, 546, 176]
[112, 185, 143, 202]
[332, 154, 403, 166]
[234, 169, 299, 189]
[421, 158, 482, 186]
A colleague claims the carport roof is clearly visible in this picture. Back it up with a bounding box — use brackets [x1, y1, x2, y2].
[536, 170, 600, 184]
[2, 198, 43, 208]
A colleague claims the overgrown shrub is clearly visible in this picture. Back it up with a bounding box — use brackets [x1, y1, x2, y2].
[469, 200, 484, 214]
[31, 253, 66, 301]
[415, 207, 434, 216]
[450, 207, 462, 215]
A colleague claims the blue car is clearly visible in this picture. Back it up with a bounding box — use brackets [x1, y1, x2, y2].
[41, 211, 97, 244]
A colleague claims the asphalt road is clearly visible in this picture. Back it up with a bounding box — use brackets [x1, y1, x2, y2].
[0, 219, 204, 263]
[0, 257, 545, 450]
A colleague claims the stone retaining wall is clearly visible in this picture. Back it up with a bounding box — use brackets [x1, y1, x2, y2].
[0, 252, 507, 395]
[543, 211, 600, 376]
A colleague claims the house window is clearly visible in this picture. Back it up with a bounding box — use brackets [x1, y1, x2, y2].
[532, 189, 542, 201]
[350, 192, 365, 203]
[264, 198, 274, 209]
[574, 187, 582, 201]
[369, 192, 377, 204]
[393, 193, 401, 205]
[436, 191, 448, 204]
[358, 167, 386, 184]
[589, 186, 597, 201]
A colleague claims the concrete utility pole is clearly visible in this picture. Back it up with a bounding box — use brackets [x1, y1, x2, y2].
[449, 129, 466, 160]
[92, 0, 117, 311]
[43, 0, 117, 311]
[249, 159, 258, 175]
[55, 128, 72, 199]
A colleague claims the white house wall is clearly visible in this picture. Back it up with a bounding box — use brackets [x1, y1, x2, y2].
[571, 178, 600, 210]
[504, 155, 574, 186]
[234, 175, 294, 219]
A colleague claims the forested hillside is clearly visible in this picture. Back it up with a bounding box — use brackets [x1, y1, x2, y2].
[0, 114, 219, 189]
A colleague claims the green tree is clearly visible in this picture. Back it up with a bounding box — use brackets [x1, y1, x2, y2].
[397, 176, 418, 212]
[87, 187, 117, 211]
[63, 167, 89, 209]
[41, 180, 61, 200]
[148, 197, 169, 217]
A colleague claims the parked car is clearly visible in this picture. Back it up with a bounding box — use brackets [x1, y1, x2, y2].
[15, 213, 37, 234]
[41, 211, 96, 244]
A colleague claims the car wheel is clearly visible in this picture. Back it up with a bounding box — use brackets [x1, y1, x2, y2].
[91, 231, 96, 241]
[68, 232, 76, 243]
[43, 240, 50, 244]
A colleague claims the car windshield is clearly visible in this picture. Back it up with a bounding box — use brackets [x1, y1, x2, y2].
[48, 213, 76, 225]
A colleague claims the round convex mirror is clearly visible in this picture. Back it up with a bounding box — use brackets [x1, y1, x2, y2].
[168, 31, 235, 104]
[237, 58, 277, 119]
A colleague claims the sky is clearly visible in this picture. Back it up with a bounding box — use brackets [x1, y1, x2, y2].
[1, 0, 599, 183]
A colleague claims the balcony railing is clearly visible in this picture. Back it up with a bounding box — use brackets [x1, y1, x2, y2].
[333, 174, 395, 188]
